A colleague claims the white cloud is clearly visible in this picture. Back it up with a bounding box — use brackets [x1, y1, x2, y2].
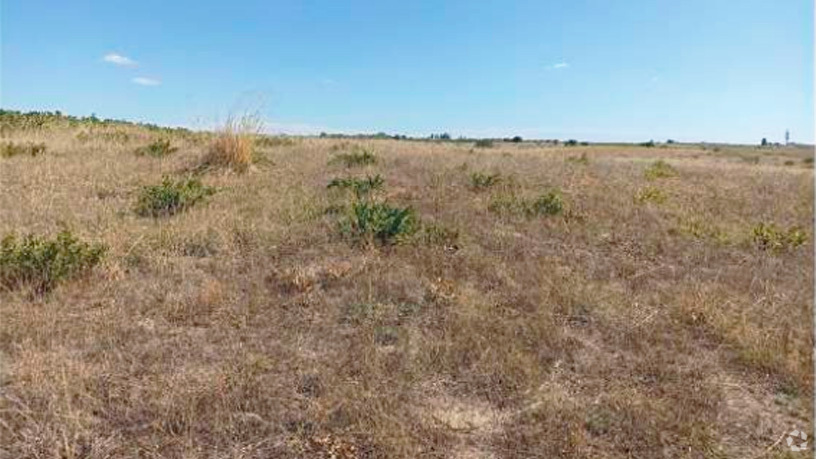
[552, 62, 569, 69]
[103, 53, 137, 67]
[132, 77, 161, 86]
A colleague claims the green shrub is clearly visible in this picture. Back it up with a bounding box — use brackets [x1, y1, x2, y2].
[330, 147, 377, 167]
[469, 171, 501, 190]
[566, 153, 589, 165]
[135, 138, 177, 157]
[528, 191, 564, 217]
[0, 230, 106, 294]
[644, 160, 677, 180]
[328, 175, 384, 198]
[255, 135, 296, 148]
[804, 157, 814, 165]
[418, 222, 460, 249]
[489, 190, 564, 218]
[1, 141, 46, 158]
[634, 186, 667, 204]
[339, 201, 417, 245]
[564, 139, 578, 146]
[752, 223, 807, 251]
[474, 139, 494, 148]
[639, 140, 656, 147]
[135, 177, 216, 217]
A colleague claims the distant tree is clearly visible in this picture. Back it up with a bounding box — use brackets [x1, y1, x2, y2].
[761, 137, 768, 147]
[565, 139, 578, 146]
[666, 139, 675, 144]
[510, 136, 523, 143]
[440, 133, 451, 140]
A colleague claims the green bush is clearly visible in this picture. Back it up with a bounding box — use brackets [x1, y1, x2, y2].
[255, 135, 296, 148]
[752, 223, 806, 251]
[418, 222, 460, 248]
[1, 141, 46, 158]
[528, 191, 564, 217]
[469, 171, 501, 190]
[564, 139, 578, 146]
[330, 147, 377, 167]
[474, 139, 494, 148]
[644, 160, 676, 180]
[489, 190, 564, 218]
[135, 138, 177, 157]
[339, 201, 417, 245]
[135, 177, 216, 217]
[639, 140, 656, 147]
[634, 186, 667, 204]
[566, 153, 589, 165]
[328, 175, 384, 198]
[0, 230, 106, 294]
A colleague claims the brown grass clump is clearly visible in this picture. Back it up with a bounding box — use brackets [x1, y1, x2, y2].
[0, 117, 813, 458]
[201, 114, 260, 172]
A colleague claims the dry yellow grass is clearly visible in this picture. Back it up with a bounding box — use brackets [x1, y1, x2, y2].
[0, 120, 813, 458]
[201, 115, 259, 172]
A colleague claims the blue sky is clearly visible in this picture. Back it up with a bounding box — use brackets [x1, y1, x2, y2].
[2, 0, 813, 143]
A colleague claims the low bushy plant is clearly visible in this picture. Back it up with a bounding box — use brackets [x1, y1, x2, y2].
[752, 223, 806, 251]
[135, 177, 216, 217]
[135, 138, 177, 157]
[474, 139, 494, 148]
[1, 141, 46, 158]
[339, 201, 417, 245]
[328, 175, 384, 198]
[566, 153, 589, 165]
[255, 135, 296, 148]
[634, 186, 667, 204]
[418, 222, 460, 249]
[330, 147, 377, 167]
[469, 171, 501, 190]
[489, 190, 564, 218]
[644, 160, 677, 180]
[0, 230, 106, 294]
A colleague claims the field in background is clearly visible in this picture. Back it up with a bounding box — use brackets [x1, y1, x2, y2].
[0, 113, 813, 458]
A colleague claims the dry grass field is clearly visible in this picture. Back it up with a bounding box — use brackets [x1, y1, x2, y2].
[0, 115, 813, 458]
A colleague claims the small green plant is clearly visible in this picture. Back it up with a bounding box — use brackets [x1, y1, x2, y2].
[474, 139, 494, 148]
[255, 135, 296, 148]
[135, 138, 177, 157]
[644, 160, 677, 180]
[418, 222, 460, 249]
[469, 171, 501, 190]
[752, 223, 807, 251]
[528, 191, 564, 217]
[328, 175, 384, 198]
[339, 201, 417, 245]
[1, 141, 46, 158]
[331, 147, 377, 167]
[639, 140, 656, 147]
[566, 153, 589, 165]
[0, 230, 106, 294]
[489, 190, 564, 218]
[803, 157, 814, 165]
[135, 177, 216, 217]
[634, 186, 667, 204]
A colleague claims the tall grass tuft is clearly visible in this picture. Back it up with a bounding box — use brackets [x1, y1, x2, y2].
[202, 114, 260, 172]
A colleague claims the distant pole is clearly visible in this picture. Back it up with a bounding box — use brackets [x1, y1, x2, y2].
[785, 129, 790, 146]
